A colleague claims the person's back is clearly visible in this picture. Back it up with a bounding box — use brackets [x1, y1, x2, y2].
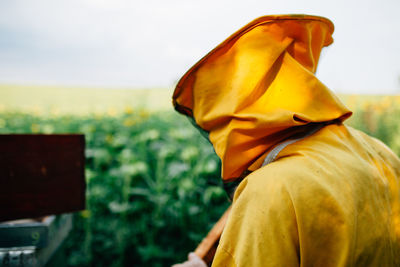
[171, 14, 400, 266]
[212, 123, 400, 266]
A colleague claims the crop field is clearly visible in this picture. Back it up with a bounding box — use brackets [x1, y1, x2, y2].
[0, 84, 173, 115]
[1, 84, 400, 266]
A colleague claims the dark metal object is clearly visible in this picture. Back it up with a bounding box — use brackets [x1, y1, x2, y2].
[0, 134, 86, 222]
[0, 220, 47, 249]
[0, 214, 73, 267]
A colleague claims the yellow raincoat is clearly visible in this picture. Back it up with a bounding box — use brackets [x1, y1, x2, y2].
[173, 15, 400, 266]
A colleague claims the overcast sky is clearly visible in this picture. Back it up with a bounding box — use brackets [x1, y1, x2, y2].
[0, 0, 399, 94]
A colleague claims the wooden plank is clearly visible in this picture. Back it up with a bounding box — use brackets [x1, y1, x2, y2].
[0, 135, 86, 222]
[195, 206, 231, 266]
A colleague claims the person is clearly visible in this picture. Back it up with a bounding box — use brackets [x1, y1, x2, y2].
[171, 14, 400, 266]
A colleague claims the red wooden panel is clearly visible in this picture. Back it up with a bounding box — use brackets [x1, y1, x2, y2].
[0, 135, 86, 222]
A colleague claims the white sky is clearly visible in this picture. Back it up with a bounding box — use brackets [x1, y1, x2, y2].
[0, 0, 399, 94]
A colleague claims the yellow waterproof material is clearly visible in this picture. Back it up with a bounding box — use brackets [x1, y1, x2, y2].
[213, 124, 400, 266]
[173, 15, 400, 266]
[173, 15, 351, 181]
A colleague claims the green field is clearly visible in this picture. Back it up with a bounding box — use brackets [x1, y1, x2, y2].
[1, 83, 400, 116]
[1, 84, 400, 266]
[0, 84, 174, 115]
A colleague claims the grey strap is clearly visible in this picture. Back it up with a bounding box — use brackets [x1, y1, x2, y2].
[262, 124, 324, 167]
[224, 123, 326, 200]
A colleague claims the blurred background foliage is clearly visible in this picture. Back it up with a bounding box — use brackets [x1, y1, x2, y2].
[1, 92, 400, 266]
[0, 109, 229, 266]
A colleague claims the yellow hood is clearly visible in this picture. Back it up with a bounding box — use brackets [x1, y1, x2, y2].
[173, 14, 352, 181]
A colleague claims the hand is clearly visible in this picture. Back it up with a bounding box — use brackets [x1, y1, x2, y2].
[171, 252, 207, 267]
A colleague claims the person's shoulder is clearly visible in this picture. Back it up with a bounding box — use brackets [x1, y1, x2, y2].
[347, 126, 400, 167]
[233, 142, 349, 207]
[233, 155, 312, 203]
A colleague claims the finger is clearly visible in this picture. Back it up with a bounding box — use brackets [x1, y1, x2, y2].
[188, 252, 200, 261]
[188, 252, 207, 266]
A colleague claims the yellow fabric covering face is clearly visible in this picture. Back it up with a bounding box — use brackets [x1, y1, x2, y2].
[173, 15, 351, 181]
[173, 14, 400, 266]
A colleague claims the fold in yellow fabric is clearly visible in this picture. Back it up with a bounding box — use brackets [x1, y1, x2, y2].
[173, 14, 400, 266]
[173, 15, 351, 181]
